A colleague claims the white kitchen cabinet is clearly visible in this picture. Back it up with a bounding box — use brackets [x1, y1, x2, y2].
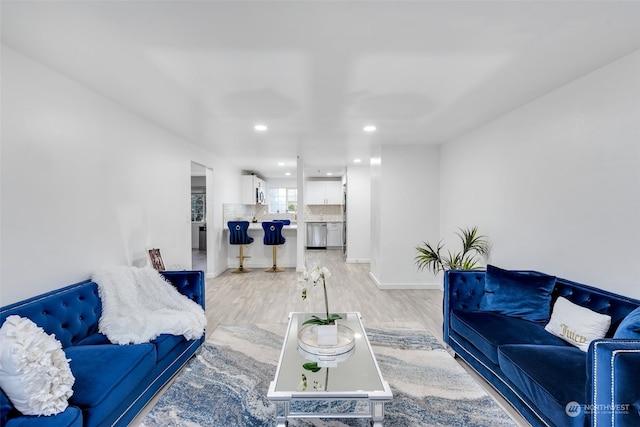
[327, 222, 343, 247]
[306, 181, 326, 204]
[306, 180, 343, 205]
[241, 175, 266, 205]
[325, 181, 343, 204]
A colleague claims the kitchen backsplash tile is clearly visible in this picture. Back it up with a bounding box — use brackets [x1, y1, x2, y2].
[222, 203, 343, 225]
[305, 204, 344, 221]
[223, 203, 297, 224]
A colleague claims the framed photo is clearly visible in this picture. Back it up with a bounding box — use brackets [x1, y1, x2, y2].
[148, 248, 165, 271]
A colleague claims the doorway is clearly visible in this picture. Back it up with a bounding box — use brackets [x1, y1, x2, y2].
[191, 162, 208, 272]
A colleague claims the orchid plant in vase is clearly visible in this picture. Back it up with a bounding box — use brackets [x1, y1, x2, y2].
[299, 264, 342, 326]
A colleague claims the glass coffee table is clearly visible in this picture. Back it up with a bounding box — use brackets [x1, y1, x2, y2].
[267, 312, 393, 426]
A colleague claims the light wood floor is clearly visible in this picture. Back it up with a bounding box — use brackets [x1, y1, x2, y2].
[205, 249, 444, 339]
[133, 249, 527, 426]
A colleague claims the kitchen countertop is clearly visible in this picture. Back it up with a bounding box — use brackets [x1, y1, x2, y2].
[224, 223, 298, 230]
[249, 223, 297, 230]
[305, 219, 344, 223]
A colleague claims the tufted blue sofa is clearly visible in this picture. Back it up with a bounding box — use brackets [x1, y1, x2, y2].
[444, 269, 640, 427]
[0, 270, 205, 427]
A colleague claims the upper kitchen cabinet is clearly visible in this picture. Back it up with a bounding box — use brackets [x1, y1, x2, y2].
[306, 181, 323, 204]
[241, 174, 267, 205]
[306, 180, 343, 205]
[325, 181, 343, 204]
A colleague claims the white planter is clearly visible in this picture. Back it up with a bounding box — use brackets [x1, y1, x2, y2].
[316, 324, 338, 345]
[297, 323, 356, 362]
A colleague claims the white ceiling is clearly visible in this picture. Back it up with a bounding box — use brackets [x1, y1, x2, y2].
[2, 1, 640, 178]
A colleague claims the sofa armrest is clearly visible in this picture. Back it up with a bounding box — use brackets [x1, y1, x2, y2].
[160, 270, 205, 311]
[443, 270, 485, 345]
[588, 339, 640, 427]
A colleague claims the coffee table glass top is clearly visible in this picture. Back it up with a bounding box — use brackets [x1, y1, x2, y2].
[272, 312, 385, 394]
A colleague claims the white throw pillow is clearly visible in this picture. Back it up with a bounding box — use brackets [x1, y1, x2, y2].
[544, 297, 611, 352]
[0, 315, 75, 416]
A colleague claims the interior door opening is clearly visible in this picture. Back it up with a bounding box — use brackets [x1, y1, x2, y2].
[191, 162, 208, 273]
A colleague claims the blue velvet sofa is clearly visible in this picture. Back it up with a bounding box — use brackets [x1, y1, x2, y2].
[0, 270, 205, 427]
[444, 267, 640, 427]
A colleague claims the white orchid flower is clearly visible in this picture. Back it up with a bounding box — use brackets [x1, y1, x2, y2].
[298, 263, 339, 325]
[319, 266, 331, 279]
[309, 268, 321, 284]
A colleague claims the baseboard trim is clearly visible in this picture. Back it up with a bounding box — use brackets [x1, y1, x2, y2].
[346, 258, 370, 264]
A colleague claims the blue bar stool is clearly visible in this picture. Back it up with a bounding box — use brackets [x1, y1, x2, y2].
[228, 221, 253, 273]
[262, 221, 285, 272]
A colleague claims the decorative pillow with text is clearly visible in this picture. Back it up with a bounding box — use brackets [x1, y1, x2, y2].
[544, 297, 611, 352]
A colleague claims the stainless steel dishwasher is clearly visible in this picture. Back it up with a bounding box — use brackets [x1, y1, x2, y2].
[306, 222, 327, 249]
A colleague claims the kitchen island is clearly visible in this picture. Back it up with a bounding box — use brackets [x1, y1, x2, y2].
[225, 223, 297, 270]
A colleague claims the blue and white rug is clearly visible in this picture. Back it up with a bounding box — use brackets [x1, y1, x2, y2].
[140, 323, 515, 426]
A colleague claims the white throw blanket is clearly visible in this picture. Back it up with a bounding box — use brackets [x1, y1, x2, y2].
[93, 266, 206, 345]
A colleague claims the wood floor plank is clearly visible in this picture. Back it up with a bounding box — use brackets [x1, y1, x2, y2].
[205, 249, 444, 340]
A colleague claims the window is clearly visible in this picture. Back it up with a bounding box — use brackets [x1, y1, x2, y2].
[191, 194, 205, 221]
[269, 187, 297, 213]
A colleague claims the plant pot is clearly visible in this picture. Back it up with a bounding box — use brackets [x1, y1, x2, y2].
[297, 323, 356, 359]
[317, 324, 338, 345]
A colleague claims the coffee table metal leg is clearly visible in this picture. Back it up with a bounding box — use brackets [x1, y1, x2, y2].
[274, 401, 289, 427]
[371, 401, 385, 426]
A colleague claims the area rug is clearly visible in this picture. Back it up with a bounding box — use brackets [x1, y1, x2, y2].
[140, 323, 516, 426]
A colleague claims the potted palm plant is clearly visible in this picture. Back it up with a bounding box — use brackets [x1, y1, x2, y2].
[415, 226, 490, 275]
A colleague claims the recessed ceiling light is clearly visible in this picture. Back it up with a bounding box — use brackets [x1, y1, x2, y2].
[354, 158, 362, 163]
[285, 172, 291, 176]
[326, 172, 333, 176]
[254, 124, 268, 131]
[278, 162, 285, 166]
[363, 125, 376, 132]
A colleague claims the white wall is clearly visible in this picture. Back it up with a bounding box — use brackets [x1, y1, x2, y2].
[209, 165, 242, 279]
[1, 46, 241, 305]
[369, 145, 382, 283]
[370, 145, 440, 288]
[345, 165, 370, 263]
[266, 177, 297, 190]
[441, 50, 640, 299]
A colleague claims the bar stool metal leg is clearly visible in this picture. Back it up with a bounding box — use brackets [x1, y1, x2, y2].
[232, 245, 251, 274]
[265, 245, 284, 273]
